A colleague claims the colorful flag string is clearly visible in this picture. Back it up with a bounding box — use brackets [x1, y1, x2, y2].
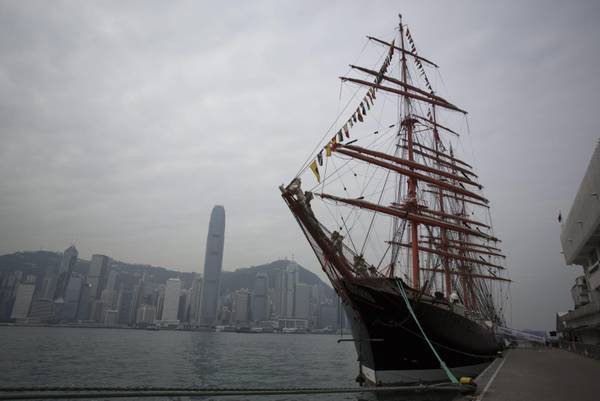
[308, 41, 396, 183]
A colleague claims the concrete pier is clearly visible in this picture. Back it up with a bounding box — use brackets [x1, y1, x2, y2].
[475, 348, 600, 401]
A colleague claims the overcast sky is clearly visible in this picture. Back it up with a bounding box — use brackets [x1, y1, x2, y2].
[1, 0, 598, 330]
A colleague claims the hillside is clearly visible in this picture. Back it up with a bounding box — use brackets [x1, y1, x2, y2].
[0, 251, 331, 295]
[221, 259, 333, 296]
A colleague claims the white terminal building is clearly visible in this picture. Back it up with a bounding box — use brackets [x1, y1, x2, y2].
[559, 140, 600, 345]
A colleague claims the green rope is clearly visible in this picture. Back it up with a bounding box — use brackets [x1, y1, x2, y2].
[394, 279, 459, 384]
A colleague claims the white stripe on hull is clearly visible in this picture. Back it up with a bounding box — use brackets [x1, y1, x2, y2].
[361, 361, 491, 385]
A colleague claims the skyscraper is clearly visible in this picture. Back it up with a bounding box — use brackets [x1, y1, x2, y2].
[285, 262, 299, 318]
[273, 269, 285, 318]
[231, 288, 250, 324]
[116, 288, 134, 324]
[106, 270, 119, 292]
[87, 255, 110, 299]
[76, 283, 92, 321]
[161, 278, 181, 324]
[189, 274, 203, 324]
[135, 304, 156, 326]
[294, 283, 311, 320]
[199, 205, 225, 325]
[10, 280, 35, 320]
[251, 273, 269, 322]
[61, 274, 83, 320]
[53, 245, 78, 300]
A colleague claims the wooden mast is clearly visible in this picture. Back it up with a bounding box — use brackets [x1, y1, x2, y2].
[389, 19, 401, 278]
[399, 15, 420, 290]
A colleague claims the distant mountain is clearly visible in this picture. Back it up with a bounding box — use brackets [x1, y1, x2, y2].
[0, 251, 332, 296]
[221, 260, 334, 297]
[0, 250, 184, 284]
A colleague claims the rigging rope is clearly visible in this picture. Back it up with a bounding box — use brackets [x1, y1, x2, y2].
[294, 39, 384, 179]
[393, 278, 459, 384]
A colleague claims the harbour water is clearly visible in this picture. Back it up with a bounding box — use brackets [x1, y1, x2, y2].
[0, 326, 357, 399]
[0, 326, 459, 400]
[0, 326, 358, 387]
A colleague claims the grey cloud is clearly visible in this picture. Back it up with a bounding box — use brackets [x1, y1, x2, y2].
[1, 0, 599, 330]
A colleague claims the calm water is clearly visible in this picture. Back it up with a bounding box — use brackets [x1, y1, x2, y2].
[0, 326, 455, 400]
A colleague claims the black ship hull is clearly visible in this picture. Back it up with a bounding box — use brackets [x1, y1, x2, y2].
[341, 278, 501, 385]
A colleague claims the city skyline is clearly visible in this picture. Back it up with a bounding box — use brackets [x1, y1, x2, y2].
[0, 245, 340, 331]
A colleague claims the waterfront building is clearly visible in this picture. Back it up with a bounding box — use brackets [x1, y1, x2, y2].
[76, 283, 92, 320]
[294, 283, 311, 320]
[103, 309, 119, 326]
[189, 275, 203, 324]
[251, 273, 269, 322]
[87, 255, 110, 299]
[231, 288, 250, 324]
[131, 276, 145, 323]
[161, 278, 181, 324]
[10, 281, 35, 320]
[0, 272, 20, 320]
[219, 304, 232, 323]
[136, 304, 156, 326]
[558, 140, 600, 344]
[178, 289, 189, 321]
[273, 262, 306, 319]
[106, 270, 118, 292]
[53, 245, 78, 300]
[155, 285, 165, 321]
[40, 272, 57, 300]
[28, 298, 56, 323]
[285, 263, 299, 318]
[117, 285, 135, 325]
[100, 289, 118, 310]
[273, 269, 285, 318]
[278, 318, 308, 330]
[200, 205, 226, 325]
[89, 300, 105, 322]
[61, 274, 83, 321]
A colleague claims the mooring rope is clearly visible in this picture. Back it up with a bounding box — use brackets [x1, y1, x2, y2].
[394, 278, 459, 384]
[0, 383, 475, 400]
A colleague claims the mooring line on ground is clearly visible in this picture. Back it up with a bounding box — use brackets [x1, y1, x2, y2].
[0, 383, 477, 400]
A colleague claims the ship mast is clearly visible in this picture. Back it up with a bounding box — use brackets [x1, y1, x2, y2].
[398, 15, 420, 290]
[390, 17, 401, 278]
[285, 15, 510, 306]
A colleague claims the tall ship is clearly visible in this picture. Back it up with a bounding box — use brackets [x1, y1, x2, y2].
[281, 15, 510, 386]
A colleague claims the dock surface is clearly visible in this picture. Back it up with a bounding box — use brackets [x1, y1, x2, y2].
[476, 347, 600, 401]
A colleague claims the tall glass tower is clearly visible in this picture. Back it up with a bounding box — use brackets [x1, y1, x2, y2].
[199, 205, 225, 325]
[53, 245, 78, 301]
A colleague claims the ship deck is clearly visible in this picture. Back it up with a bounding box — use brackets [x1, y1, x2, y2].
[472, 347, 600, 401]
